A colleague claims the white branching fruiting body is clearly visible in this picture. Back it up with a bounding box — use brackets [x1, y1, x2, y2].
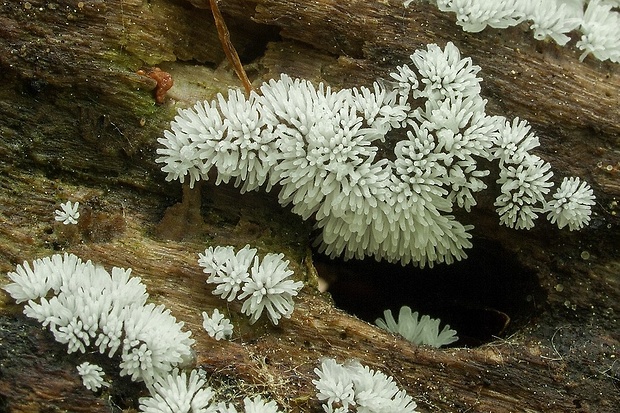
[138, 368, 286, 413]
[576, 0, 620, 62]
[199, 245, 256, 302]
[375, 306, 459, 348]
[139, 369, 215, 413]
[3, 253, 195, 385]
[432, 0, 620, 63]
[202, 308, 233, 340]
[77, 362, 109, 391]
[544, 176, 596, 230]
[54, 200, 80, 225]
[313, 358, 419, 413]
[158, 42, 595, 268]
[199, 245, 303, 325]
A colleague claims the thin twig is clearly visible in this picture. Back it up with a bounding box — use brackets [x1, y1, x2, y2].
[209, 0, 253, 94]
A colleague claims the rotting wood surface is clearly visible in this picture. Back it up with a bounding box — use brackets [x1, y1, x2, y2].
[0, 1, 618, 412]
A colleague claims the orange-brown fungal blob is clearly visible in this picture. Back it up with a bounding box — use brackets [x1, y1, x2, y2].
[138, 67, 173, 104]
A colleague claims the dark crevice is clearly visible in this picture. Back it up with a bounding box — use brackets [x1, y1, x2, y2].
[315, 238, 546, 347]
[227, 18, 282, 64]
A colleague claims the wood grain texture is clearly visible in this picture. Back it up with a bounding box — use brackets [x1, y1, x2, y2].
[0, 1, 618, 412]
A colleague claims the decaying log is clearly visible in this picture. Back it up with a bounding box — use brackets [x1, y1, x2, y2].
[0, 0, 618, 412]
